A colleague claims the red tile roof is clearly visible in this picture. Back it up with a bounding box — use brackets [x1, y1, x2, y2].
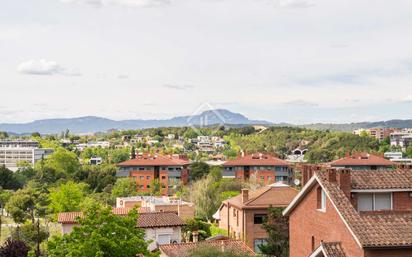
[223, 153, 289, 166]
[330, 153, 395, 167]
[117, 154, 190, 167]
[321, 242, 347, 257]
[223, 183, 298, 209]
[351, 169, 412, 190]
[136, 212, 185, 228]
[58, 212, 83, 224]
[159, 240, 256, 257]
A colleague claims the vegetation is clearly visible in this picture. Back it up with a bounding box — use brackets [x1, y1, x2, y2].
[259, 207, 289, 257]
[47, 204, 157, 257]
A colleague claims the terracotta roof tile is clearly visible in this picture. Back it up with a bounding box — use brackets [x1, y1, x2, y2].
[330, 153, 394, 167]
[159, 240, 256, 257]
[224, 184, 298, 209]
[223, 153, 289, 166]
[351, 169, 412, 190]
[117, 154, 189, 167]
[136, 212, 185, 228]
[57, 212, 83, 224]
[321, 242, 346, 257]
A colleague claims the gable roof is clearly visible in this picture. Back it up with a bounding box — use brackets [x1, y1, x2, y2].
[310, 242, 347, 257]
[159, 240, 255, 257]
[137, 212, 185, 228]
[223, 184, 298, 209]
[283, 169, 412, 248]
[117, 154, 190, 167]
[58, 209, 185, 229]
[223, 153, 289, 166]
[330, 153, 394, 167]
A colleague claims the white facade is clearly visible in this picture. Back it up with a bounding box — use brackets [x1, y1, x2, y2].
[0, 147, 53, 171]
[145, 227, 182, 252]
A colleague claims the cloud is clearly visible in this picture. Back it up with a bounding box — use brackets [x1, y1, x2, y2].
[271, 0, 314, 8]
[17, 59, 82, 76]
[117, 74, 129, 79]
[59, 0, 171, 8]
[163, 84, 195, 90]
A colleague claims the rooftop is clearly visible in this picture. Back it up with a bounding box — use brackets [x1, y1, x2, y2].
[159, 240, 255, 257]
[117, 154, 190, 167]
[330, 153, 395, 167]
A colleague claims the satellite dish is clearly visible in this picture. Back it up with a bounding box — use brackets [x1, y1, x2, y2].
[294, 179, 301, 186]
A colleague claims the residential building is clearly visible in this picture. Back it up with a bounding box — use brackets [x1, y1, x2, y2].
[75, 141, 110, 151]
[160, 239, 255, 257]
[353, 128, 397, 141]
[116, 154, 190, 196]
[283, 168, 412, 257]
[116, 196, 195, 219]
[58, 210, 185, 252]
[384, 151, 403, 160]
[390, 130, 412, 150]
[216, 182, 298, 252]
[0, 140, 53, 171]
[329, 153, 395, 170]
[222, 153, 293, 185]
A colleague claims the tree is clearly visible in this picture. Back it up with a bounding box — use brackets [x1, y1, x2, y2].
[0, 189, 12, 239]
[0, 239, 30, 257]
[10, 223, 49, 250]
[47, 204, 158, 257]
[190, 162, 210, 181]
[111, 178, 137, 198]
[150, 179, 162, 196]
[0, 132, 8, 139]
[5, 189, 37, 223]
[189, 174, 219, 221]
[259, 207, 289, 257]
[49, 181, 87, 214]
[40, 148, 81, 177]
[405, 144, 412, 158]
[80, 165, 116, 193]
[182, 219, 211, 242]
[0, 165, 22, 190]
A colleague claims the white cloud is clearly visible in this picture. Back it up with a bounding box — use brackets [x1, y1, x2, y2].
[59, 0, 170, 8]
[163, 84, 195, 90]
[17, 59, 82, 76]
[271, 0, 314, 8]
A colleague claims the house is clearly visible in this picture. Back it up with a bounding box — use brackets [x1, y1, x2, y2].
[329, 153, 395, 170]
[116, 154, 190, 195]
[222, 153, 293, 185]
[159, 239, 255, 257]
[58, 210, 185, 252]
[390, 129, 412, 150]
[283, 167, 412, 257]
[116, 196, 195, 219]
[216, 182, 298, 252]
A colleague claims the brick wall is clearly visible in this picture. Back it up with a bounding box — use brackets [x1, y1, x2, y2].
[289, 184, 364, 257]
[364, 249, 412, 257]
[393, 192, 412, 210]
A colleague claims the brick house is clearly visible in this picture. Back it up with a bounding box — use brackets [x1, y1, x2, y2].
[58, 210, 185, 251]
[329, 153, 395, 170]
[116, 154, 190, 195]
[216, 182, 298, 253]
[283, 168, 412, 257]
[223, 153, 293, 185]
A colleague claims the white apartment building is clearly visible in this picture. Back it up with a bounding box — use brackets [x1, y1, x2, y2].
[0, 140, 53, 171]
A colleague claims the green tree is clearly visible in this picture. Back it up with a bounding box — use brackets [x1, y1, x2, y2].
[5, 189, 38, 223]
[189, 174, 218, 221]
[405, 144, 412, 158]
[111, 178, 137, 198]
[259, 207, 289, 257]
[47, 204, 157, 257]
[40, 148, 81, 177]
[150, 179, 162, 196]
[49, 181, 87, 214]
[10, 223, 49, 250]
[0, 239, 30, 257]
[190, 162, 210, 181]
[0, 165, 22, 190]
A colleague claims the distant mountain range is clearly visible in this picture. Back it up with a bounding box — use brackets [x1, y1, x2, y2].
[0, 109, 270, 134]
[1, 109, 411, 134]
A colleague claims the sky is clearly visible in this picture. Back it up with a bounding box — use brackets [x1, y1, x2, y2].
[1, 0, 412, 124]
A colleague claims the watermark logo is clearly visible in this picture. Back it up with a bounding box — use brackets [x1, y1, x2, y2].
[186, 103, 226, 136]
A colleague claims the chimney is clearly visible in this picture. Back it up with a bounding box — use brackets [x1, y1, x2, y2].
[301, 164, 321, 187]
[336, 169, 351, 199]
[242, 189, 249, 203]
[326, 168, 337, 183]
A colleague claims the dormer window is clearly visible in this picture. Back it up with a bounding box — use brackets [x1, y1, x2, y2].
[357, 193, 392, 211]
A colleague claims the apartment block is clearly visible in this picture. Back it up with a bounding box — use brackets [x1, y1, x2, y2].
[222, 153, 293, 185]
[116, 154, 190, 196]
[329, 152, 395, 170]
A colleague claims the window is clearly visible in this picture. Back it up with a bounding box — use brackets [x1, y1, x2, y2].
[157, 234, 171, 245]
[357, 193, 392, 211]
[253, 214, 267, 224]
[254, 239, 267, 253]
[146, 176, 150, 180]
[139, 176, 144, 180]
[317, 186, 326, 211]
[161, 176, 166, 179]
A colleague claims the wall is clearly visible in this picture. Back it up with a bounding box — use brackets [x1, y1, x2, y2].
[145, 227, 181, 252]
[364, 249, 412, 257]
[244, 209, 269, 250]
[289, 184, 364, 257]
